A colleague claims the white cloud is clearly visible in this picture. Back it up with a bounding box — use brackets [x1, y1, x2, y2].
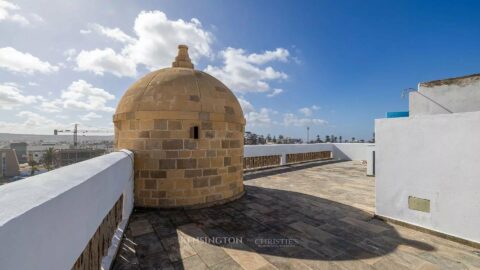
[60, 80, 115, 112]
[205, 47, 288, 94]
[0, 0, 28, 25]
[299, 107, 312, 117]
[81, 112, 102, 121]
[283, 113, 327, 127]
[0, 0, 43, 26]
[17, 111, 58, 126]
[241, 103, 326, 128]
[76, 10, 213, 77]
[245, 108, 276, 127]
[80, 29, 92, 34]
[39, 99, 62, 112]
[267, 88, 283, 97]
[0, 83, 43, 110]
[34, 80, 116, 113]
[64, 48, 77, 61]
[2, 82, 18, 87]
[87, 23, 135, 43]
[239, 96, 324, 129]
[0, 111, 63, 134]
[125, 11, 213, 70]
[299, 105, 320, 116]
[0, 47, 59, 74]
[238, 97, 275, 127]
[76, 48, 137, 77]
[0, 110, 113, 134]
[29, 13, 43, 23]
[5, 13, 28, 25]
[247, 48, 289, 64]
[238, 97, 254, 113]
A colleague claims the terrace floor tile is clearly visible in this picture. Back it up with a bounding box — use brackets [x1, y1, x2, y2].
[113, 161, 480, 270]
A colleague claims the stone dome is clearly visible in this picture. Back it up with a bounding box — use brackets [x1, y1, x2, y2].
[115, 69, 244, 124]
[114, 45, 245, 209]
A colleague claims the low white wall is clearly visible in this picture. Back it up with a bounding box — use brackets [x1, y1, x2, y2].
[376, 111, 480, 243]
[0, 150, 134, 270]
[332, 143, 374, 161]
[245, 143, 372, 162]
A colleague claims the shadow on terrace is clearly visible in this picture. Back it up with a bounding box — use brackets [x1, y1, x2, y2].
[113, 163, 435, 270]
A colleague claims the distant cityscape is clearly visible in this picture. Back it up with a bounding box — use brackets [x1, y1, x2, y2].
[244, 131, 375, 145]
[0, 130, 373, 185]
[0, 133, 114, 185]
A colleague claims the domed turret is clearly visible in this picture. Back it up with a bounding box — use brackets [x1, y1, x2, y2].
[114, 45, 245, 208]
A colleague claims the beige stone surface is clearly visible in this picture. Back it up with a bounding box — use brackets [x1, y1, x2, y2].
[113, 162, 480, 270]
[114, 45, 245, 208]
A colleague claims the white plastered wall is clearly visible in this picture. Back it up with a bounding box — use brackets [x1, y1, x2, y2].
[375, 112, 480, 243]
[0, 150, 134, 270]
[410, 76, 480, 116]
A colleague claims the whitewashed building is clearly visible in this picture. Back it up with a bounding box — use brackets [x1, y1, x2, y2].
[376, 73, 480, 245]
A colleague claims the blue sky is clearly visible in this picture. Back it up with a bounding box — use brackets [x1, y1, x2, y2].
[0, 0, 479, 140]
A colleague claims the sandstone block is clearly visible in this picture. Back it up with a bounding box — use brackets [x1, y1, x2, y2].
[163, 139, 183, 150]
[154, 119, 168, 130]
[193, 177, 209, 188]
[177, 159, 197, 169]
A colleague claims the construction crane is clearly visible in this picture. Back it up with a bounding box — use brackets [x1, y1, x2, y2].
[54, 124, 113, 148]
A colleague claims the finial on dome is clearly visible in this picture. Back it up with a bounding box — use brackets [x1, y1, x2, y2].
[172, 44, 194, 69]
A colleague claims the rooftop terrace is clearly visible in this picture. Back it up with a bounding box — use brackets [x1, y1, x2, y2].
[113, 162, 480, 270]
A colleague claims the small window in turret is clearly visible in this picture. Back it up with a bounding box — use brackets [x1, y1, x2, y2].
[191, 126, 199, 139]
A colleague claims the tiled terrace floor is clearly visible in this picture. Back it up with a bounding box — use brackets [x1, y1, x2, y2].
[113, 161, 480, 270]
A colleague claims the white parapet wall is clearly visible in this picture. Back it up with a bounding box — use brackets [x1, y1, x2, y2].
[376, 111, 480, 244]
[245, 143, 373, 163]
[332, 143, 375, 161]
[410, 73, 480, 116]
[0, 150, 134, 270]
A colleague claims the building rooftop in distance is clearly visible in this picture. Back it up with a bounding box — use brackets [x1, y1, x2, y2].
[419, 73, 480, 87]
[113, 162, 480, 270]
